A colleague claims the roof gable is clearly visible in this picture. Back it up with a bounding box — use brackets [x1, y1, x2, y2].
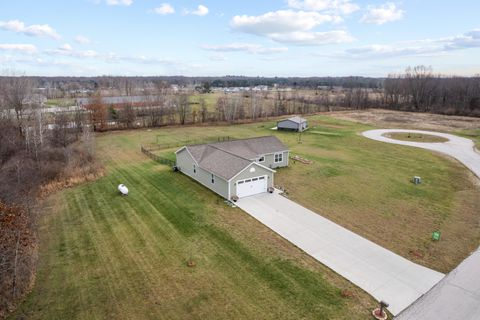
[279, 116, 306, 124]
[182, 136, 287, 179]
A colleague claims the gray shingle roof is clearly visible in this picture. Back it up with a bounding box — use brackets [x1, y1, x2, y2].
[184, 136, 287, 180]
[280, 116, 306, 124]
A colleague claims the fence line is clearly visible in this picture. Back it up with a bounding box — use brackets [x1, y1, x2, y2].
[141, 136, 236, 166]
[141, 146, 176, 167]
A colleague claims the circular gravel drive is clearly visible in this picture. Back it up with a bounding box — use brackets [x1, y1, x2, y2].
[362, 129, 480, 178]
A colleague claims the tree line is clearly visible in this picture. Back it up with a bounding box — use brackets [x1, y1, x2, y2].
[0, 76, 99, 317]
[383, 66, 480, 117]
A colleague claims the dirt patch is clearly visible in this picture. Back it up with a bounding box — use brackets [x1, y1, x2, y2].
[330, 109, 480, 132]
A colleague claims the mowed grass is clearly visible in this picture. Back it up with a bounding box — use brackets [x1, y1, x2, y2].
[384, 132, 449, 143]
[13, 114, 480, 319]
[13, 120, 378, 320]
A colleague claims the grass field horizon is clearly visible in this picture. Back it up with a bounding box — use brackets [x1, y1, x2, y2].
[12, 114, 480, 319]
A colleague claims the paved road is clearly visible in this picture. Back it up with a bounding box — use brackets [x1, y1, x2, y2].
[236, 190, 444, 316]
[363, 129, 480, 319]
[362, 129, 480, 178]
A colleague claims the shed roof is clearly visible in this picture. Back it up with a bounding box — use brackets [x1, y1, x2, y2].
[279, 116, 307, 124]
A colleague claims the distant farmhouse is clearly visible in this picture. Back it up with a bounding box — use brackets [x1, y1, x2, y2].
[277, 116, 308, 132]
[175, 136, 289, 200]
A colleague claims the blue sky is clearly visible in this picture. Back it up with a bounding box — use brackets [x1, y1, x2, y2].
[1, 0, 479, 76]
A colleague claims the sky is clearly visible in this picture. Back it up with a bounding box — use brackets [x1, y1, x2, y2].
[1, 0, 479, 77]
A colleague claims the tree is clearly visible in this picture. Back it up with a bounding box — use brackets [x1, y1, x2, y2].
[176, 93, 190, 125]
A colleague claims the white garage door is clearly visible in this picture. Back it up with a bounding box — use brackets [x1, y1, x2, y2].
[236, 175, 267, 198]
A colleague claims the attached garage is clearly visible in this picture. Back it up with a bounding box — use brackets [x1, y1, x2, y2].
[236, 176, 267, 198]
[175, 136, 288, 201]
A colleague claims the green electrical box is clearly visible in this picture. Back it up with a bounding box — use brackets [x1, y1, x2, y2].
[432, 231, 441, 241]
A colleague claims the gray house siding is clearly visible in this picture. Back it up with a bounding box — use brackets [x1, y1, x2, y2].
[255, 151, 289, 169]
[176, 148, 229, 199]
[230, 163, 274, 198]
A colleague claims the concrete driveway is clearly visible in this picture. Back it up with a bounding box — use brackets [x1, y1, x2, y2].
[236, 190, 444, 316]
[362, 129, 480, 178]
[363, 129, 480, 319]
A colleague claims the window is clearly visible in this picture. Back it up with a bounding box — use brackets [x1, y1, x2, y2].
[274, 153, 283, 163]
[193, 165, 196, 173]
[211, 174, 215, 184]
[258, 156, 265, 162]
[252, 178, 258, 181]
[259, 176, 265, 180]
[237, 181, 244, 185]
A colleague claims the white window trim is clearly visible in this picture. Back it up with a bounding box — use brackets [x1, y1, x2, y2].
[274, 152, 283, 163]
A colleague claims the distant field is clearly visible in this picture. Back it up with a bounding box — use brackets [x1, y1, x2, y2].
[13, 114, 480, 319]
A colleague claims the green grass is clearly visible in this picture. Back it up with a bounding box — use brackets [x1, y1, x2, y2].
[12, 114, 480, 319]
[45, 98, 76, 107]
[384, 132, 449, 143]
[457, 128, 480, 149]
[13, 120, 378, 319]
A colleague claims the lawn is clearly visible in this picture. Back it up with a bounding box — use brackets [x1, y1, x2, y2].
[12, 114, 480, 319]
[384, 132, 449, 143]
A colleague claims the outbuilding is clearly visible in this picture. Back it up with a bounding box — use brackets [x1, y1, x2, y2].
[277, 116, 308, 132]
[175, 136, 289, 200]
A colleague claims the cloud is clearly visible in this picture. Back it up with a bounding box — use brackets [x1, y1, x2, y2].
[186, 5, 209, 16]
[361, 2, 404, 25]
[0, 43, 38, 54]
[60, 43, 73, 51]
[153, 3, 175, 15]
[202, 43, 288, 54]
[208, 53, 227, 61]
[46, 46, 99, 58]
[0, 20, 61, 39]
[333, 29, 480, 59]
[105, 0, 133, 6]
[269, 30, 353, 45]
[74, 35, 91, 44]
[230, 10, 352, 45]
[287, 0, 359, 15]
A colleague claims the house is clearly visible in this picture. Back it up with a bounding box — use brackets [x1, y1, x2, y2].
[277, 116, 308, 132]
[175, 136, 289, 200]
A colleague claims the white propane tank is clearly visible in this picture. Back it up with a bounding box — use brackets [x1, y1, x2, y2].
[118, 184, 129, 195]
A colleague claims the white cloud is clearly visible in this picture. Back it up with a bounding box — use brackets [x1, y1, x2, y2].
[287, 0, 359, 15]
[186, 4, 209, 16]
[60, 43, 73, 51]
[208, 53, 227, 61]
[47, 47, 99, 58]
[202, 43, 288, 54]
[0, 43, 37, 54]
[74, 35, 91, 44]
[105, 0, 133, 6]
[0, 20, 61, 39]
[361, 2, 404, 25]
[232, 10, 340, 34]
[335, 29, 480, 59]
[153, 3, 175, 15]
[269, 30, 353, 45]
[231, 10, 352, 45]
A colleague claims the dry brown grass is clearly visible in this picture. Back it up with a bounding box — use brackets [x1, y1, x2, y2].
[331, 109, 480, 132]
